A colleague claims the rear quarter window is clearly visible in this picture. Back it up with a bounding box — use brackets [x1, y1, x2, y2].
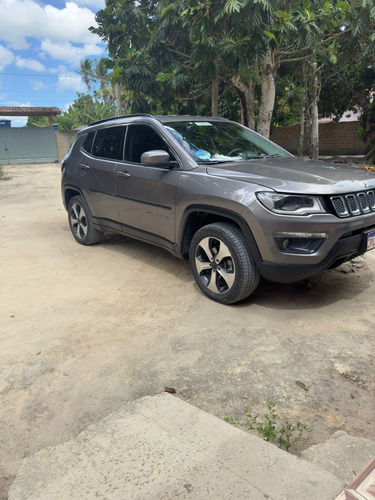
[81, 132, 95, 154]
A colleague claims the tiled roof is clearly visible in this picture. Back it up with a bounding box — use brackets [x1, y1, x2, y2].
[0, 106, 61, 116]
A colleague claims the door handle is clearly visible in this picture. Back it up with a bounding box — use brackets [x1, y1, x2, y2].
[117, 171, 131, 178]
[79, 163, 90, 169]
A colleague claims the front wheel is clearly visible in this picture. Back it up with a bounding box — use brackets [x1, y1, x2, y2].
[189, 222, 260, 304]
[68, 195, 103, 245]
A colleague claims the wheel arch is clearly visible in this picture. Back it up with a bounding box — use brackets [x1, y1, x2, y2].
[178, 205, 262, 263]
[63, 185, 84, 211]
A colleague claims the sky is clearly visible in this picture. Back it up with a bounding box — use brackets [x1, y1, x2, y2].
[0, 0, 107, 126]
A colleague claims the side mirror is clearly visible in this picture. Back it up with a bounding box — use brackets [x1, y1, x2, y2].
[140, 150, 171, 166]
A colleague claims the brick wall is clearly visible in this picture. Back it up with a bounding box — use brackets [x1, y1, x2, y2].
[270, 121, 367, 156]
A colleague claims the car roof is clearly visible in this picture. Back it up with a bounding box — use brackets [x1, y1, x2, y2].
[155, 115, 230, 124]
[83, 114, 230, 131]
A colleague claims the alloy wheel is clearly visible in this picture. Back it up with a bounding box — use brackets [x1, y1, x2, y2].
[70, 202, 88, 241]
[194, 236, 236, 294]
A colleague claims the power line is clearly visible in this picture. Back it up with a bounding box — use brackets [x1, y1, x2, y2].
[0, 72, 81, 78]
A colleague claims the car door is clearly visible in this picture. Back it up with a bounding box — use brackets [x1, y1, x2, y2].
[78, 126, 125, 231]
[115, 123, 181, 248]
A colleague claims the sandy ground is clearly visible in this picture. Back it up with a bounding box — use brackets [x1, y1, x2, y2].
[1, 164, 374, 498]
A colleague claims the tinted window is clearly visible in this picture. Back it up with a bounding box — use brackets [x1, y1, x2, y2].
[82, 132, 95, 154]
[125, 124, 174, 163]
[92, 126, 125, 160]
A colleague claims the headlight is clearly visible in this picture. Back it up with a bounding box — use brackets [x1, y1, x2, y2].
[256, 192, 326, 215]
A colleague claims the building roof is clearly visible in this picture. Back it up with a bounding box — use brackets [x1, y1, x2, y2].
[0, 106, 61, 117]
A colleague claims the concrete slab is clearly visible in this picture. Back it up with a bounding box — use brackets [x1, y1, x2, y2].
[9, 393, 344, 500]
[301, 430, 375, 485]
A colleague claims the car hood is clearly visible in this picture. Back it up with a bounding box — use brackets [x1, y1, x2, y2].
[206, 157, 375, 195]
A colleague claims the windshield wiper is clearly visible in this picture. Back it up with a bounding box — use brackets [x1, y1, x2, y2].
[260, 154, 284, 159]
[197, 160, 234, 164]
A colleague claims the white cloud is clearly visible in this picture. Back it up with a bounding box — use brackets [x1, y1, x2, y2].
[0, 44, 14, 70]
[32, 80, 48, 90]
[48, 64, 69, 74]
[16, 56, 46, 72]
[0, 0, 102, 50]
[41, 39, 103, 64]
[57, 74, 85, 92]
[71, 0, 105, 10]
[49, 65, 85, 92]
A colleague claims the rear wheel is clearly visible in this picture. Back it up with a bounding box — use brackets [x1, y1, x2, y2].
[189, 222, 260, 304]
[68, 195, 103, 245]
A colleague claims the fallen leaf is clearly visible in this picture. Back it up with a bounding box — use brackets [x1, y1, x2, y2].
[296, 380, 309, 391]
[164, 387, 176, 394]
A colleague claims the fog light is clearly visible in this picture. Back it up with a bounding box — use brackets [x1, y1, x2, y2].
[274, 232, 327, 254]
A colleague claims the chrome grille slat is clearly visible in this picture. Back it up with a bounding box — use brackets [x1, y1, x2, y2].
[330, 190, 375, 218]
[345, 194, 360, 215]
[368, 191, 375, 209]
[331, 196, 348, 217]
[358, 193, 370, 213]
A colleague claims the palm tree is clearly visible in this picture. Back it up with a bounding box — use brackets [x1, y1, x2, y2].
[94, 58, 109, 89]
[76, 59, 95, 91]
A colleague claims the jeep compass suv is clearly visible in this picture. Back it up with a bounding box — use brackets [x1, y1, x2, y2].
[61, 114, 375, 304]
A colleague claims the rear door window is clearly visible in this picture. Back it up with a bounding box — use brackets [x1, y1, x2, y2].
[92, 126, 125, 161]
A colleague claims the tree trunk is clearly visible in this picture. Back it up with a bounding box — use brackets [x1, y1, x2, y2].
[211, 79, 219, 116]
[309, 62, 319, 160]
[298, 66, 307, 157]
[230, 77, 255, 129]
[365, 143, 375, 165]
[243, 81, 255, 130]
[114, 83, 123, 117]
[237, 88, 248, 126]
[258, 50, 277, 138]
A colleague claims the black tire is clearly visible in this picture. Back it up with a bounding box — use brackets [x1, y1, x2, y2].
[189, 222, 260, 304]
[68, 195, 103, 245]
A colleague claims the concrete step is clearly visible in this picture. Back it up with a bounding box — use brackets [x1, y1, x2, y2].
[8, 393, 372, 500]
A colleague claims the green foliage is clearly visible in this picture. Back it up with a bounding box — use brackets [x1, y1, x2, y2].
[84, 0, 375, 141]
[26, 116, 50, 128]
[27, 93, 116, 130]
[224, 400, 307, 452]
[0, 166, 10, 181]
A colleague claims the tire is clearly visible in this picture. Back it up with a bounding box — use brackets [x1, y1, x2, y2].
[189, 222, 260, 304]
[68, 195, 103, 245]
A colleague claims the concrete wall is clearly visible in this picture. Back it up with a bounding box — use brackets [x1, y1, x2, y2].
[270, 121, 367, 156]
[55, 130, 77, 162]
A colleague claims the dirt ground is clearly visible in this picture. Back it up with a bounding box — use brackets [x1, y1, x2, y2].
[1, 164, 374, 498]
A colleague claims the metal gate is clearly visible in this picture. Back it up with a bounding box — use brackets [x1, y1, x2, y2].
[0, 128, 58, 164]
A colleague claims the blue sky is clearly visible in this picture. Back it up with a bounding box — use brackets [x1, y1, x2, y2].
[0, 0, 107, 126]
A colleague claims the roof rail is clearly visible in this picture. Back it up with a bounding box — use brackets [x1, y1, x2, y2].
[88, 113, 155, 127]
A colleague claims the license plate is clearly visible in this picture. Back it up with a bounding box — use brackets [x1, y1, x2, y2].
[367, 231, 375, 251]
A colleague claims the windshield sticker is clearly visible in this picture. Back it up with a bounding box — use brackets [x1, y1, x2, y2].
[194, 122, 213, 127]
[196, 149, 212, 160]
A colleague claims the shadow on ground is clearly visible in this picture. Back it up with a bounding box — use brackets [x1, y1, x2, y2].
[99, 234, 372, 310]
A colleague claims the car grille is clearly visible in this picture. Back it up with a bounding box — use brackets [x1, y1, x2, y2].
[330, 191, 375, 217]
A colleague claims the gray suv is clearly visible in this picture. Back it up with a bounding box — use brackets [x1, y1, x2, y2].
[61, 114, 375, 304]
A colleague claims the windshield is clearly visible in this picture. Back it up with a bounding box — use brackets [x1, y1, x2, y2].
[165, 120, 288, 163]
